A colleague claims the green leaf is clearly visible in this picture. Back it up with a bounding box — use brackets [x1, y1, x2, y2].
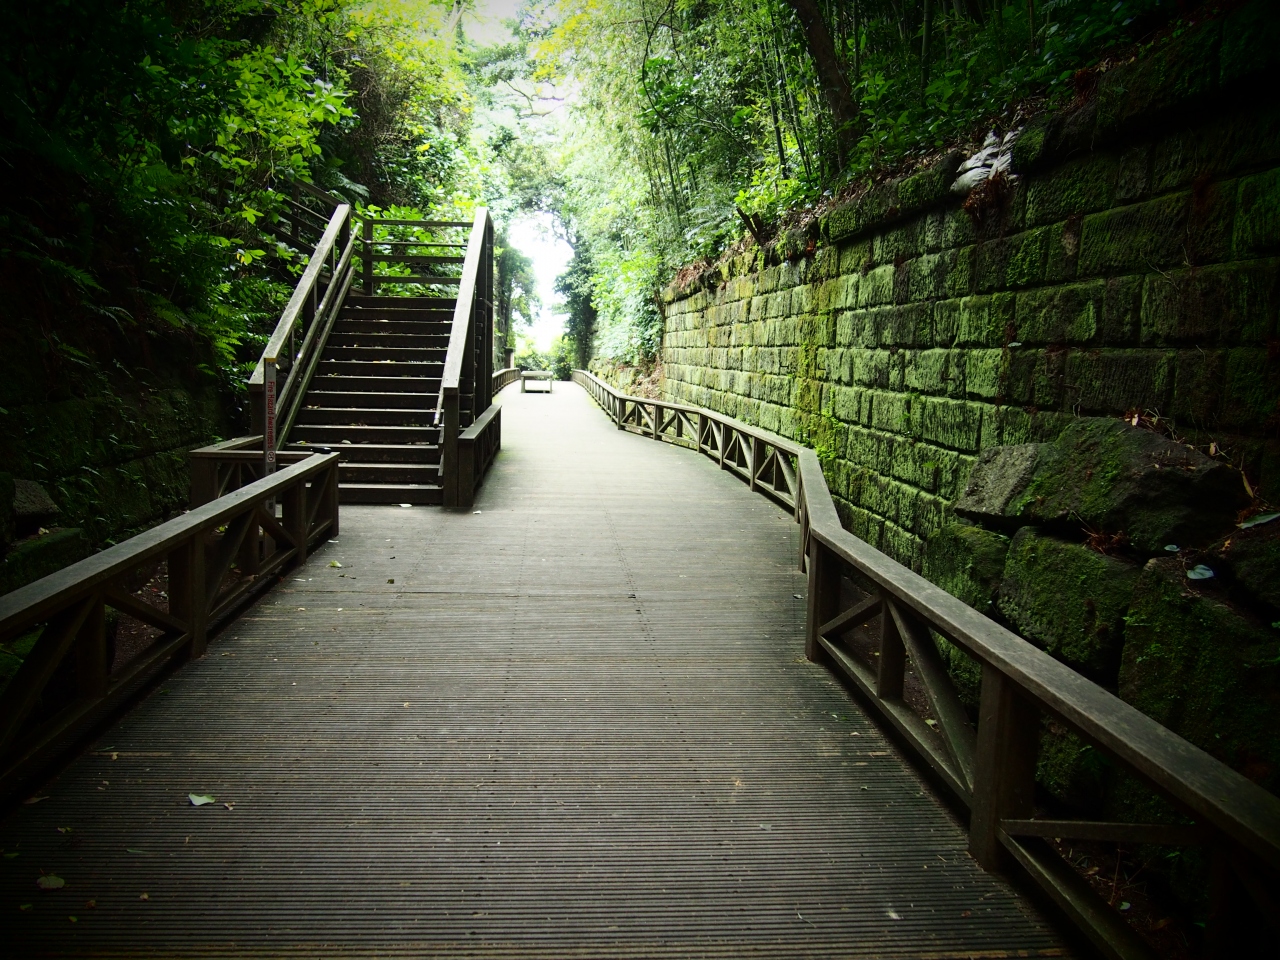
[1239, 512, 1280, 529]
[188, 794, 215, 806]
[36, 875, 65, 890]
[1186, 565, 1215, 580]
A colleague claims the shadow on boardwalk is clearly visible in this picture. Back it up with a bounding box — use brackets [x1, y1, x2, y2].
[1, 384, 1068, 958]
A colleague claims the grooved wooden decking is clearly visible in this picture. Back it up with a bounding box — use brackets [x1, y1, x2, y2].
[1, 384, 1068, 958]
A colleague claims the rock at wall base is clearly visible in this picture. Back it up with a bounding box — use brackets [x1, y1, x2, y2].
[998, 527, 1140, 683]
[0, 528, 89, 597]
[954, 418, 1248, 552]
[1118, 557, 1280, 794]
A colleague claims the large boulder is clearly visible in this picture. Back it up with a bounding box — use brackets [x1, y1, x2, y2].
[955, 418, 1247, 552]
[1118, 557, 1280, 792]
[12, 479, 60, 538]
[1218, 516, 1280, 611]
[998, 527, 1141, 683]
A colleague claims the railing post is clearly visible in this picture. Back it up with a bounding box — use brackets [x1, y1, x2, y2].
[750, 437, 763, 491]
[969, 664, 1039, 870]
[804, 538, 839, 662]
[697, 413, 706, 454]
[442, 390, 460, 509]
[282, 474, 308, 567]
[362, 218, 374, 296]
[169, 536, 208, 660]
[877, 595, 907, 700]
[326, 456, 341, 540]
[651, 403, 660, 440]
[75, 594, 108, 698]
[458, 435, 476, 511]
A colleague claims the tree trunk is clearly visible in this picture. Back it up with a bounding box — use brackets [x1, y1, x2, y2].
[781, 0, 859, 165]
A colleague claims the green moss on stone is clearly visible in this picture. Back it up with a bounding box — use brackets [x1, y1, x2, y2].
[998, 527, 1140, 682]
[1119, 557, 1280, 793]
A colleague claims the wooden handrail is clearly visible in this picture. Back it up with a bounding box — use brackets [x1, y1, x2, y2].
[253, 202, 352, 374]
[437, 209, 493, 510]
[573, 368, 1280, 956]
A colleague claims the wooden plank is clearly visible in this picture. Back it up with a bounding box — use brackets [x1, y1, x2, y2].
[1002, 819, 1207, 846]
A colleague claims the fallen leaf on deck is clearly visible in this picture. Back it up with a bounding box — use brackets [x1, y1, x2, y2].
[188, 794, 215, 806]
[329, 561, 343, 568]
[36, 876, 65, 890]
[139, 893, 149, 901]
[23, 796, 49, 805]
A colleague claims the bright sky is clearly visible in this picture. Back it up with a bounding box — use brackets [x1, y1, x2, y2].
[461, 0, 573, 352]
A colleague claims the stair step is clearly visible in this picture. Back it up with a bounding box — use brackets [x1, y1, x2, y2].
[340, 462, 440, 484]
[286, 442, 440, 464]
[290, 423, 436, 444]
[345, 295, 458, 309]
[311, 375, 445, 393]
[306, 391, 436, 409]
[332, 319, 451, 336]
[296, 406, 437, 426]
[328, 331, 450, 348]
[339, 483, 443, 505]
[322, 346, 447, 362]
[316, 360, 442, 378]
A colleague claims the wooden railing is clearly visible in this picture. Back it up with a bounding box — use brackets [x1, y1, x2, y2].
[439, 209, 496, 510]
[574, 370, 798, 510]
[249, 199, 357, 472]
[266, 179, 343, 253]
[574, 369, 1280, 959]
[0, 454, 340, 799]
[493, 367, 520, 392]
[358, 217, 469, 297]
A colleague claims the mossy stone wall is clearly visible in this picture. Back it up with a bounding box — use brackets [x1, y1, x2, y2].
[660, 2, 1280, 572]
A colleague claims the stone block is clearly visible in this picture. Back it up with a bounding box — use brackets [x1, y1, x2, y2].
[1220, 347, 1280, 429]
[1015, 282, 1103, 345]
[1078, 193, 1190, 277]
[1025, 154, 1119, 228]
[946, 245, 976, 298]
[1115, 145, 1152, 204]
[1142, 259, 1279, 346]
[868, 390, 913, 436]
[976, 229, 1049, 292]
[916, 397, 983, 452]
[998, 528, 1141, 682]
[1044, 217, 1081, 284]
[848, 348, 891, 390]
[1063, 348, 1174, 416]
[856, 264, 896, 308]
[963, 349, 1007, 401]
[902, 348, 964, 398]
[1169, 348, 1227, 425]
[1152, 105, 1280, 195]
[955, 294, 1016, 347]
[1235, 168, 1280, 258]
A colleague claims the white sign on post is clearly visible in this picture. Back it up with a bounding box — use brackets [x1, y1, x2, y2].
[264, 359, 277, 476]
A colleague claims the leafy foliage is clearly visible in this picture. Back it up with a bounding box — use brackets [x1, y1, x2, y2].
[526, 0, 1184, 363]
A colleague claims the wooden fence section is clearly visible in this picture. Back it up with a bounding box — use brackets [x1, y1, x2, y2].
[575, 370, 798, 511]
[0, 454, 340, 801]
[574, 369, 1280, 959]
[493, 366, 520, 392]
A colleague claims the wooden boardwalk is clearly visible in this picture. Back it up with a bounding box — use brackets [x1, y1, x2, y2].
[1, 384, 1068, 958]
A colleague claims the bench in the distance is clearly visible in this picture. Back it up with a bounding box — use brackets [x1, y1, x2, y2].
[520, 370, 554, 393]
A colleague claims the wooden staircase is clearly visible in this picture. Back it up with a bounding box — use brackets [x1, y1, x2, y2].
[286, 295, 455, 504]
